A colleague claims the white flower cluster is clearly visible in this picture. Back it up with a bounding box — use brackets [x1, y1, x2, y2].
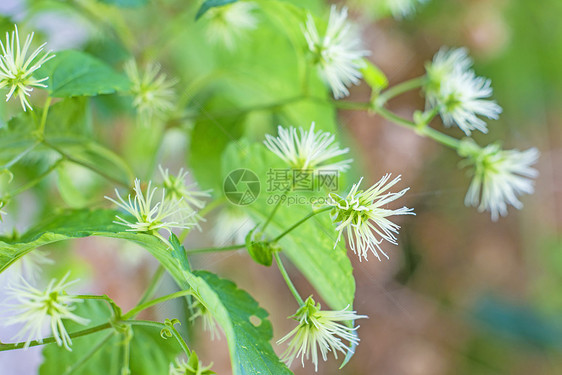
[0, 25, 54, 111]
[204, 2, 258, 50]
[425, 47, 502, 135]
[459, 139, 539, 221]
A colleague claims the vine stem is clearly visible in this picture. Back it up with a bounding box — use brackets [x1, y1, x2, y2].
[122, 290, 193, 320]
[271, 206, 331, 243]
[0, 322, 113, 351]
[62, 332, 114, 375]
[123, 320, 190, 356]
[274, 252, 304, 306]
[76, 294, 122, 318]
[38, 96, 52, 135]
[3, 158, 63, 199]
[185, 244, 245, 255]
[134, 265, 165, 311]
[376, 76, 427, 105]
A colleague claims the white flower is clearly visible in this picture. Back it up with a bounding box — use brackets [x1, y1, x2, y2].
[264, 122, 352, 172]
[204, 2, 258, 51]
[277, 296, 366, 372]
[169, 352, 215, 375]
[105, 178, 195, 238]
[437, 69, 502, 135]
[124, 60, 176, 126]
[190, 297, 222, 340]
[328, 174, 414, 261]
[386, 0, 429, 19]
[0, 25, 54, 111]
[303, 6, 369, 99]
[212, 206, 256, 246]
[2, 274, 89, 350]
[8, 249, 53, 283]
[425, 47, 472, 107]
[158, 165, 211, 214]
[459, 140, 539, 221]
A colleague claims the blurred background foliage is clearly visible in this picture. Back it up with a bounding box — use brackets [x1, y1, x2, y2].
[0, 0, 559, 374]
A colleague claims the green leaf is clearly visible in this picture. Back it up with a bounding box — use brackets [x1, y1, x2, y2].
[195, 0, 238, 20]
[40, 300, 181, 375]
[0, 211, 293, 375]
[222, 140, 355, 310]
[360, 59, 388, 93]
[38, 50, 130, 98]
[97, 0, 148, 6]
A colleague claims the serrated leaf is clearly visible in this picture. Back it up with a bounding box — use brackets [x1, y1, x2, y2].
[196, 0, 238, 20]
[38, 50, 130, 98]
[221, 140, 355, 310]
[0, 211, 293, 375]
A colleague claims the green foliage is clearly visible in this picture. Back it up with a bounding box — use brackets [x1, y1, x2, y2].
[97, 0, 148, 7]
[38, 51, 130, 98]
[222, 140, 355, 310]
[40, 300, 181, 375]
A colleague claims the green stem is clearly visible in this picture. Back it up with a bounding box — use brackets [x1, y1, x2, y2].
[122, 290, 192, 320]
[262, 188, 290, 232]
[274, 252, 304, 306]
[185, 244, 245, 255]
[38, 96, 52, 135]
[377, 76, 427, 105]
[375, 106, 460, 149]
[62, 332, 114, 375]
[271, 206, 331, 243]
[122, 320, 190, 356]
[0, 141, 40, 169]
[42, 140, 130, 188]
[3, 158, 63, 199]
[134, 265, 165, 310]
[76, 295, 122, 318]
[0, 322, 113, 351]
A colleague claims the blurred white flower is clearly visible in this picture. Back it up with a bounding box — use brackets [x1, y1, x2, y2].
[105, 178, 195, 238]
[190, 297, 222, 341]
[459, 140, 539, 221]
[204, 2, 258, 50]
[425, 47, 472, 107]
[169, 352, 215, 375]
[386, 0, 429, 19]
[303, 6, 369, 99]
[158, 166, 211, 223]
[277, 296, 366, 372]
[328, 174, 414, 261]
[3, 273, 89, 351]
[212, 206, 256, 246]
[7, 249, 53, 283]
[424, 47, 502, 135]
[264, 122, 352, 172]
[0, 25, 54, 111]
[124, 60, 176, 126]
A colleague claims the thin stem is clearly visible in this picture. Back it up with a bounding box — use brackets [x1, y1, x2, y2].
[134, 265, 165, 310]
[374, 106, 460, 150]
[76, 295, 122, 318]
[0, 322, 113, 351]
[121, 327, 132, 375]
[0, 141, 40, 169]
[42, 140, 130, 188]
[185, 244, 245, 255]
[38, 96, 52, 135]
[3, 158, 63, 199]
[62, 332, 114, 375]
[122, 290, 192, 320]
[377, 76, 427, 105]
[122, 320, 190, 356]
[261, 188, 289, 232]
[271, 206, 331, 243]
[274, 252, 304, 306]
